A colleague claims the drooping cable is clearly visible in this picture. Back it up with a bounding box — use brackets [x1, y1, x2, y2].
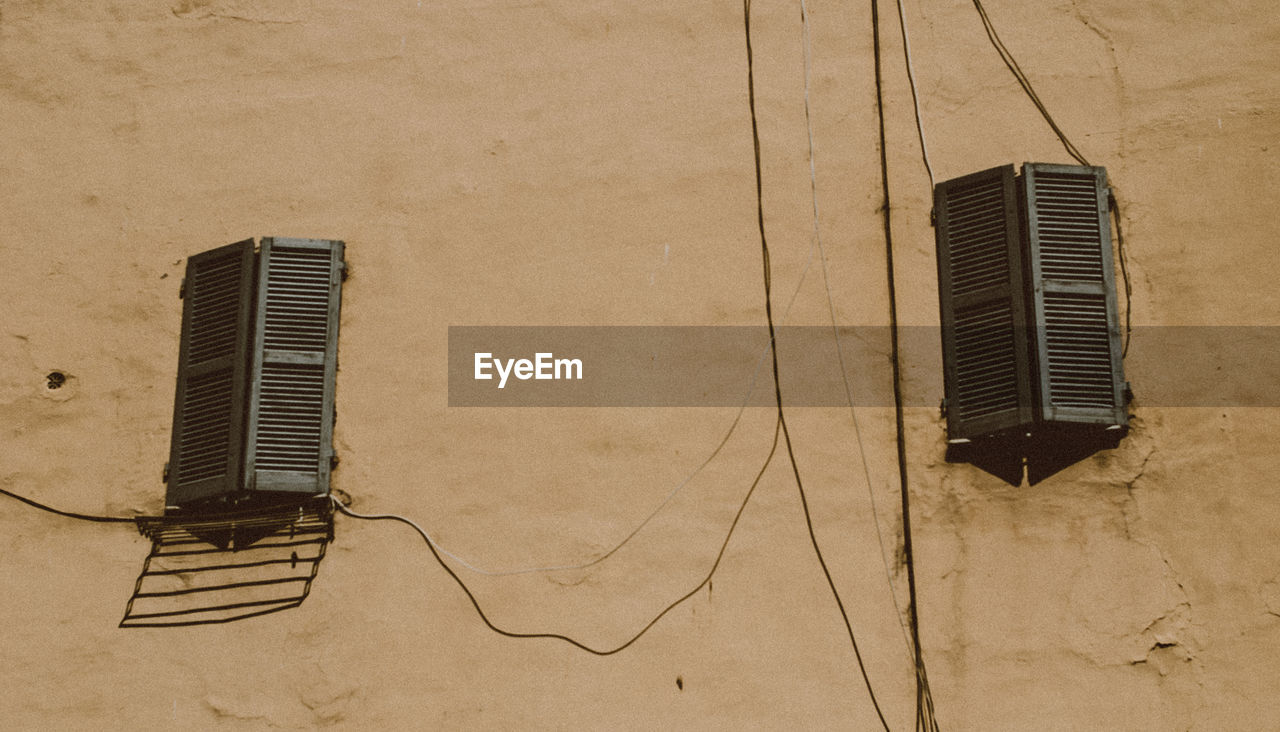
[970, 0, 1089, 167]
[430, 394, 747, 578]
[894, 0, 935, 189]
[332, 415, 781, 656]
[969, 0, 1133, 362]
[870, 0, 939, 729]
[417, 222, 820, 578]
[0, 485, 135, 524]
[745, 1, 889, 728]
[800, 0, 916, 664]
[1108, 185, 1134, 358]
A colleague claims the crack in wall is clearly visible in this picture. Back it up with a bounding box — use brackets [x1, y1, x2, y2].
[171, 0, 310, 25]
[1116, 444, 1197, 645]
[1109, 438, 1211, 723]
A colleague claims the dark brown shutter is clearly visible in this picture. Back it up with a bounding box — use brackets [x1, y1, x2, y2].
[165, 240, 256, 508]
[1021, 164, 1127, 427]
[934, 165, 1034, 440]
[244, 238, 345, 495]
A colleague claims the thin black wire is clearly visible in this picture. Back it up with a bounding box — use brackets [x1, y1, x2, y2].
[893, 0, 935, 189]
[1108, 186, 1133, 358]
[800, 0, 919, 666]
[870, 0, 938, 729]
[334, 415, 781, 656]
[970, 0, 1090, 166]
[744, 1, 889, 728]
[970, 0, 1133, 362]
[0, 486, 135, 524]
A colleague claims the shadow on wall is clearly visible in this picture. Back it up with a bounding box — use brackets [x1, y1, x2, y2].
[946, 424, 1128, 486]
[118, 498, 333, 628]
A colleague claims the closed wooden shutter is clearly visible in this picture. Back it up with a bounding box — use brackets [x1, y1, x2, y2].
[165, 240, 256, 508]
[244, 238, 345, 495]
[934, 165, 1034, 441]
[1022, 164, 1127, 427]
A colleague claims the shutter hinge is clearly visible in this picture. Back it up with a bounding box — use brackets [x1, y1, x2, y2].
[162, 462, 170, 484]
[929, 207, 937, 227]
[330, 452, 340, 470]
[339, 261, 349, 281]
[178, 278, 187, 300]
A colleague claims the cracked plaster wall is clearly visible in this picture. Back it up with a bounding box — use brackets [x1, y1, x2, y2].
[1, 0, 1278, 728]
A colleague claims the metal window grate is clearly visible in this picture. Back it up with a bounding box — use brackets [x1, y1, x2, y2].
[120, 498, 333, 628]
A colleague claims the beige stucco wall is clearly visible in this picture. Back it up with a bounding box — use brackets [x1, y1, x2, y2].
[2, 0, 1278, 728]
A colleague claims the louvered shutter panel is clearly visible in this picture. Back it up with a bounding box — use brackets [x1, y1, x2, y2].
[1022, 164, 1127, 427]
[244, 238, 344, 495]
[934, 165, 1034, 440]
[166, 240, 256, 508]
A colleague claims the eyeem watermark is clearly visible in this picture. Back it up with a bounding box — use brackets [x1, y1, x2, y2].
[474, 352, 583, 389]
[450, 325, 1280, 406]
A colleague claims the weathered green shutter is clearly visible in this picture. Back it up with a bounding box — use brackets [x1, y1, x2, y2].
[934, 165, 1034, 441]
[244, 238, 345, 495]
[165, 240, 256, 508]
[1021, 164, 1127, 427]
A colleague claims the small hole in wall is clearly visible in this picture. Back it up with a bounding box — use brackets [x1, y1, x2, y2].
[46, 372, 67, 390]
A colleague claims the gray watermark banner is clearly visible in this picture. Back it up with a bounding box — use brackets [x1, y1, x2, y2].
[447, 326, 1280, 407]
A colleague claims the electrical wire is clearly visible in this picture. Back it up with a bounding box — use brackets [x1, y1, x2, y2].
[969, 0, 1133, 363]
[745, 1, 888, 728]
[324, 50, 828, 648]
[428, 395, 756, 577]
[0, 485, 135, 524]
[799, 0, 916, 666]
[332, 415, 781, 656]
[871, 0, 939, 728]
[970, 0, 1089, 166]
[894, 0, 935, 189]
[413, 191, 823, 579]
[1108, 185, 1134, 358]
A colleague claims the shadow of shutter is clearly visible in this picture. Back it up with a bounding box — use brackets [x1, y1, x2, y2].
[120, 497, 333, 627]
